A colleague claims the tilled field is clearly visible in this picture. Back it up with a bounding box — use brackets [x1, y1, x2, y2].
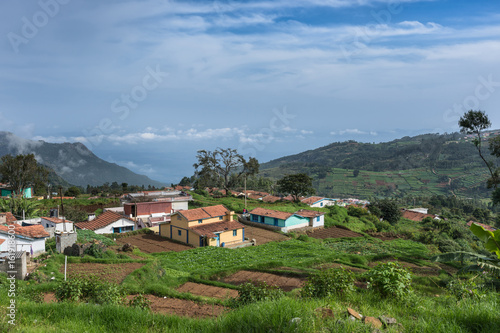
[224, 270, 305, 292]
[127, 295, 226, 318]
[307, 227, 362, 239]
[116, 234, 192, 253]
[60, 262, 145, 284]
[243, 226, 289, 245]
[368, 259, 457, 276]
[176, 282, 238, 300]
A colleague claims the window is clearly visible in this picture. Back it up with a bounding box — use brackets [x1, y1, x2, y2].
[320, 202, 323, 207]
[178, 230, 182, 236]
[219, 216, 223, 220]
[198, 219, 202, 224]
[233, 230, 237, 236]
[316, 216, 320, 221]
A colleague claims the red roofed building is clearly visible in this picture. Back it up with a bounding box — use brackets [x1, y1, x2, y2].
[0, 224, 49, 256]
[159, 205, 245, 247]
[75, 211, 136, 234]
[0, 212, 17, 224]
[467, 221, 496, 232]
[41, 217, 74, 233]
[401, 209, 437, 222]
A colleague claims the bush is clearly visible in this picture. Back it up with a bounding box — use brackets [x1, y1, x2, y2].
[229, 281, 284, 307]
[365, 262, 413, 299]
[128, 293, 151, 311]
[84, 243, 105, 258]
[301, 268, 354, 299]
[55, 276, 124, 305]
[447, 277, 485, 301]
[374, 219, 393, 232]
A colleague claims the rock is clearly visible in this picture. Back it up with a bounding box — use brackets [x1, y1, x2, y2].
[364, 316, 383, 329]
[122, 243, 135, 252]
[315, 307, 335, 319]
[380, 315, 397, 326]
[347, 307, 362, 320]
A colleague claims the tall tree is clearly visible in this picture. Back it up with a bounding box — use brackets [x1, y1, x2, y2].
[193, 148, 259, 194]
[277, 173, 315, 202]
[0, 154, 48, 198]
[368, 199, 401, 225]
[459, 110, 500, 204]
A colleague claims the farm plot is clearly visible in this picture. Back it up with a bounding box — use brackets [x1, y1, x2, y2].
[307, 227, 362, 239]
[243, 226, 289, 245]
[224, 270, 305, 292]
[177, 282, 238, 300]
[116, 234, 191, 253]
[369, 259, 457, 276]
[61, 263, 145, 284]
[127, 295, 226, 318]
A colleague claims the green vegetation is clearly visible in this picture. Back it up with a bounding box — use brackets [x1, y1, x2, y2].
[365, 262, 414, 299]
[301, 268, 355, 298]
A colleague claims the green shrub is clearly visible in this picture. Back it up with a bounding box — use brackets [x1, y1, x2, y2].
[55, 276, 124, 305]
[365, 262, 413, 299]
[84, 243, 105, 258]
[128, 293, 151, 311]
[447, 278, 485, 301]
[229, 281, 284, 307]
[301, 268, 354, 298]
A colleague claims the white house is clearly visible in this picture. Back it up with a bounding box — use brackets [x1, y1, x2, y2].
[301, 196, 337, 208]
[75, 211, 135, 234]
[0, 224, 50, 256]
[41, 217, 74, 232]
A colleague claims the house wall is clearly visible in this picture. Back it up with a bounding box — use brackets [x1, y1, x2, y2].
[41, 219, 74, 233]
[0, 252, 27, 280]
[186, 215, 230, 228]
[250, 214, 286, 227]
[310, 200, 336, 208]
[55, 232, 77, 253]
[309, 215, 325, 227]
[93, 219, 135, 234]
[285, 215, 310, 230]
[124, 202, 172, 217]
[172, 201, 188, 212]
[0, 235, 46, 256]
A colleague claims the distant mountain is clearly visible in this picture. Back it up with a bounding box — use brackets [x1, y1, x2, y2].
[0, 132, 165, 188]
[260, 131, 500, 199]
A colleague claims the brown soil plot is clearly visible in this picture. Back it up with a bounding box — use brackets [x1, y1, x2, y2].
[60, 262, 145, 284]
[225, 270, 305, 292]
[176, 282, 238, 300]
[116, 234, 192, 253]
[243, 226, 289, 245]
[307, 227, 362, 239]
[127, 295, 226, 318]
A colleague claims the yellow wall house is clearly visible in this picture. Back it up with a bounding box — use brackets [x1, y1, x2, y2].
[159, 204, 245, 247]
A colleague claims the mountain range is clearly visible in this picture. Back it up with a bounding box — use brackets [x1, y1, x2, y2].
[260, 131, 500, 199]
[0, 132, 165, 188]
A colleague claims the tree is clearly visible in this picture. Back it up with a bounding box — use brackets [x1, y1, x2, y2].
[459, 110, 500, 204]
[65, 186, 81, 197]
[277, 173, 315, 202]
[368, 199, 401, 225]
[0, 154, 48, 198]
[193, 148, 259, 194]
[353, 169, 360, 177]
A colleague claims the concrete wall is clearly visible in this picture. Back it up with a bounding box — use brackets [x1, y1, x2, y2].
[0, 252, 27, 280]
[56, 232, 77, 253]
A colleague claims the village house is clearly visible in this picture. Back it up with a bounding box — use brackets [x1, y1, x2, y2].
[301, 196, 337, 208]
[0, 224, 49, 256]
[248, 208, 325, 232]
[41, 217, 74, 233]
[75, 211, 135, 234]
[159, 204, 245, 247]
[0, 183, 33, 198]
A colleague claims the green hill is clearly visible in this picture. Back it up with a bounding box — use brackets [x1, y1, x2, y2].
[260, 131, 500, 199]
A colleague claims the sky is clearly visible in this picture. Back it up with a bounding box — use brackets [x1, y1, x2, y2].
[1, 0, 500, 184]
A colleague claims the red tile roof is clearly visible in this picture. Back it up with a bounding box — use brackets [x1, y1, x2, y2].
[190, 220, 244, 238]
[249, 207, 293, 220]
[0, 212, 17, 223]
[247, 193, 264, 200]
[0, 239, 4, 245]
[179, 205, 230, 221]
[301, 196, 325, 205]
[401, 209, 435, 222]
[0, 224, 49, 238]
[42, 217, 74, 224]
[295, 209, 325, 218]
[75, 211, 132, 231]
[467, 221, 496, 232]
[262, 195, 282, 203]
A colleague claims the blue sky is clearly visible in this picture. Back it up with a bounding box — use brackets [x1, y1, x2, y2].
[1, 0, 500, 184]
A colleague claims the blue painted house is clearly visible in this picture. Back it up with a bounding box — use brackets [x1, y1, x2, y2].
[0, 185, 33, 198]
[249, 208, 325, 232]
